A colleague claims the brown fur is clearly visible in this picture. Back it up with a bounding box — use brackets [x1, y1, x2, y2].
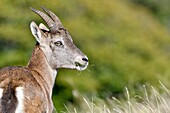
[0, 45, 54, 113]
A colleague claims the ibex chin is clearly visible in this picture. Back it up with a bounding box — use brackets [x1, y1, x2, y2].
[0, 7, 88, 113]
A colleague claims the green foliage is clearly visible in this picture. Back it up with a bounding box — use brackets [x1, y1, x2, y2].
[1, 0, 170, 112]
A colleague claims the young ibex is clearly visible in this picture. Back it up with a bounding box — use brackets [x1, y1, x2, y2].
[0, 7, 88, 113]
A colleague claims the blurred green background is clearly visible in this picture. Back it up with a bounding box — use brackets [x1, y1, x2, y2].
[1, 0, 170, 112]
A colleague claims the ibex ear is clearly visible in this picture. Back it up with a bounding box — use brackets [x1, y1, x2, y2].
[39, 23, 49, 31]
[30, 21, 44, 44]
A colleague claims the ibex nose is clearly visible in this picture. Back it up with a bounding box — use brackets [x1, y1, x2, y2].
[75, 56, 88, 71]
[82, 58, 88, 62]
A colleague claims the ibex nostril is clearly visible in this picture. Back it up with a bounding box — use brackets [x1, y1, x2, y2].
[82, 58, 88, 62]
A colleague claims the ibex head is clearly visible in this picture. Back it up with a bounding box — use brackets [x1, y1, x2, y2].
[30, 7, 88, 71]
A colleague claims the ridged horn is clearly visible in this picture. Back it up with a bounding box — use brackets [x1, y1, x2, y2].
[41, 6, 63, 28]
[30, 7, 57, 30]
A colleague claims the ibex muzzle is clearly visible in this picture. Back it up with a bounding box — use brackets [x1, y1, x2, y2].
[0, 6, 88, 113]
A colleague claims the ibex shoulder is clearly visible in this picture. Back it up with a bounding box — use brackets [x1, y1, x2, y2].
[0, 66, 48, 113]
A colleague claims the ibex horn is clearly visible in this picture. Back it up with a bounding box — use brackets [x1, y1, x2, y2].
[41, 6, 63, 28]
[30, 7, 58, 32]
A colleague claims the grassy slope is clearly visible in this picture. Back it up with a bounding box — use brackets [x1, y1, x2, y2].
[0, 0, 170, 111]
[66, 83, 170, 113]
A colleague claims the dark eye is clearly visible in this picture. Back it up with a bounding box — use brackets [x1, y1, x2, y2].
[54, 41, 63, 46]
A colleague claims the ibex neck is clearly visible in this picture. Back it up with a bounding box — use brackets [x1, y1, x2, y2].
[27, 45, 57, 93]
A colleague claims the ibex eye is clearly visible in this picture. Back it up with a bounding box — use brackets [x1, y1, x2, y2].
[54, 41, 63, 46]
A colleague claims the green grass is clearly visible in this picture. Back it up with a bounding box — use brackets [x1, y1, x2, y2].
[64, 82, 170, 113]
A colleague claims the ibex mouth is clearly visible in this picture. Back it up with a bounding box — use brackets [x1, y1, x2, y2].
[75, 62, 84, 67]
[75, 61, 88, 71]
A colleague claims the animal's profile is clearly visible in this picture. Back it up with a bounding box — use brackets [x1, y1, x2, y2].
[0, 6, 88, 113]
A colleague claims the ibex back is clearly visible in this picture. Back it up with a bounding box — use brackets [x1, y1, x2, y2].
[0, 7, 88, 113]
